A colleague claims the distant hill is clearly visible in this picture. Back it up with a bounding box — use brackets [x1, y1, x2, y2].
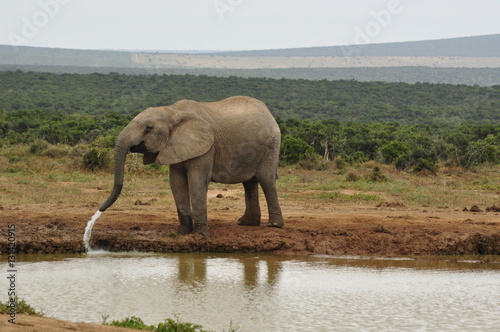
[0, 46, 132, 67]
[1, 64, 498, 86]
[0, 35, 499, 86]
[212, 34, 500, 57]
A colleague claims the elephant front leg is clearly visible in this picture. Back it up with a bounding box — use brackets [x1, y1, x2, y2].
[188, 167, 211, 236]
[176, 209, 193, 235]
[238, 178, 261, 226]
[170, 166, 193, 235]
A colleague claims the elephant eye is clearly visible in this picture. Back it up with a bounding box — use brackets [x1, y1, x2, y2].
[146, 125, 153, 132]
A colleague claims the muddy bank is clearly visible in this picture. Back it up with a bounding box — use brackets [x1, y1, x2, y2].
[0, 314, 133, 332]
[1, 203, 499, 256]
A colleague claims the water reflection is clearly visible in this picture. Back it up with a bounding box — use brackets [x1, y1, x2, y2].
[2, 253, 499, 332]
[164, 254, 282, 290]
[318, 254, 500, 271]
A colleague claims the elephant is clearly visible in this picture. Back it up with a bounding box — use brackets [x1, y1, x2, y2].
[98, 96, 284, 236]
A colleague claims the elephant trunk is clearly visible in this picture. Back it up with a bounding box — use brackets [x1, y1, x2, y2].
[99, 141, 129, 212]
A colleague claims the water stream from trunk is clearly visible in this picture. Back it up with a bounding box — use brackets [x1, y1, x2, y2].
[83, 210, 102, 251]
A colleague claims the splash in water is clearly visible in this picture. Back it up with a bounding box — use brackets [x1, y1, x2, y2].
[84, 210, 102, 251]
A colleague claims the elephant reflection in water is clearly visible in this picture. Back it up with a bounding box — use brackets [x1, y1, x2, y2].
[177, 255, 207, 285]
[176, 256, 281, 289]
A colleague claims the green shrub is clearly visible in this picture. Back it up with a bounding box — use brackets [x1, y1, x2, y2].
[155, 318, 205, 332]
[82, 147, 111, 171]
[29, 139, 49, 155]
[69, 144, 88, 158]
[394, 148, 438, 173]
[94, 134, 117, 149]
[107, 316, 151, 330]
[297, 158, 325, 171]
[41, 145, 69, 158]
[346, 172, 360, 182]
[395, 156, 410, 171]
[366, 166, 388, 182]
[344, 151, 368, 164]
[380, 141, 410, 164]
[334, 158, 346, 170]
[280, 136, 318, 165]
[458, 135, 500, 168]
[106, 316, 209, 332]
[0, 297, 43, 316]
[412, 158, 438, 174]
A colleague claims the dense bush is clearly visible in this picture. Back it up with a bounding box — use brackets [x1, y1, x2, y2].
[1, 70, 499, 172]
[82, 147, 112, 171]
[280, 136, 318, 165]
[105, 315, 209, 332]
[279, 118, 500, 171]
[0, 71, 499, 124]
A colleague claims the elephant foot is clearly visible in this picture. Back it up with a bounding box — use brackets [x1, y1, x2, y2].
[193, 224, 210, 237]
[237, 215, 261, 226]
[267, 215, 284, 228]
[177, 224, 193, 235]
[177, 211, 193, 235]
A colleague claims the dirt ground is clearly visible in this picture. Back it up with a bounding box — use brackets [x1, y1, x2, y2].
[0, 188, 499, 331]
[0, 314, 134, 332]
[1, 187, 499, 256]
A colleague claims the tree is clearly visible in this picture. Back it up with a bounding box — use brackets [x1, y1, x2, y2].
[380, 141, 410, 164]
[280, 136, 317, 165]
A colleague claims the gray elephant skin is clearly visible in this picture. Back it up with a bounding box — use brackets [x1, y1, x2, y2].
[99, 96, 284, 236]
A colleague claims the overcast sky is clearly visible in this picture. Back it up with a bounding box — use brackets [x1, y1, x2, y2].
[1, 0, 499, 51]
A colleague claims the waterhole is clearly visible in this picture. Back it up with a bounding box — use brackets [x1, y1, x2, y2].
[3, 253, 499, 331]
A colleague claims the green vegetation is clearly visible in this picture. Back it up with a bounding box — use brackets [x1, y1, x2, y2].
[104, 316, 238, 331]
[0, 70, 499, 173]
[1, 141, 499, 211]
[0, 297, 43, 316]
[0, 298, 237, 331]
[280, 119, 500, 172]
[2, 65, 499, 86]
[105, 315, 210, 331]
[1, 71, 499, 123]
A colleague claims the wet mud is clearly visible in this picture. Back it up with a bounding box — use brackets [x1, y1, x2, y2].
[1, 202, 499, 256]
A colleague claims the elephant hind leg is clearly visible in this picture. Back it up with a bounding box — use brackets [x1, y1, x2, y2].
[260, 183, 284, 228]
[237, 178, 261, 226]
[256, 140, 284, 228]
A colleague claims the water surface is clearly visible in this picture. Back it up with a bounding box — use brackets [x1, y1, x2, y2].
[2, 253, 499, 331]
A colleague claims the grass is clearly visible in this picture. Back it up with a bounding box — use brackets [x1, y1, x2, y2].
[1, 143, 500, 209]
[104, 316, 214, 332]
[104, 316, 239, 332]
[318, 191, 380, 202]
[0, 297, 43, 316]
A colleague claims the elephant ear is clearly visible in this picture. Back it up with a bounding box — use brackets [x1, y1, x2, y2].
[156, 111, 215, 165]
